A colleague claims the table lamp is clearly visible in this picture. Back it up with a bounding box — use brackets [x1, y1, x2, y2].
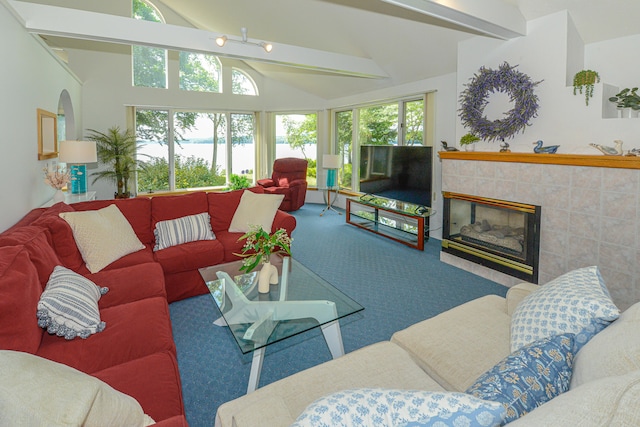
[58, 140, 97, 194]
[323, 154, 341, 188]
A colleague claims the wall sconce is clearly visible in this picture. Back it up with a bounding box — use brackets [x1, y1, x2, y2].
[215, 27, 273, 53]
[58, 140, 97, 194]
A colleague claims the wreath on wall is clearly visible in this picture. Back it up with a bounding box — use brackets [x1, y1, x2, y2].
[458, 62, 542, 142]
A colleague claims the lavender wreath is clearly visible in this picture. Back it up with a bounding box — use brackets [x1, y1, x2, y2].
[458, 62, 541, 142]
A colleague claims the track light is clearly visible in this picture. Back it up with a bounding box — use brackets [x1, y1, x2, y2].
[214, 27, 273, 53]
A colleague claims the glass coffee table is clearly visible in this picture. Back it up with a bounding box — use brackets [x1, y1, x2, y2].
[199, 255, 363, 393]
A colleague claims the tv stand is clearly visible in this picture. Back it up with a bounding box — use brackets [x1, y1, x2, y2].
[346, 196, 433, 250]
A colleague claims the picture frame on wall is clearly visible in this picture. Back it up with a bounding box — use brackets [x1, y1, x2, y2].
[37, 108, 58, 160]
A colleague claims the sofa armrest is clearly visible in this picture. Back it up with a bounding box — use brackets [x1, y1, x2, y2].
[272, 210, 296, 235]
[506, 283, 539, 315]
[256, 178, 275, 188]
[287, 179, 307, 188]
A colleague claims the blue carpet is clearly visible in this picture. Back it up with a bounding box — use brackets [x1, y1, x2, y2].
[169, 203, 508, 427]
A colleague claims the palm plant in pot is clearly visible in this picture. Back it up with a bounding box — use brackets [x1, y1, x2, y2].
[86, 126, 143, 199]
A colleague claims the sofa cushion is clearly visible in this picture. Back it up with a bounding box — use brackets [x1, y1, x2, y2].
[93, 350, 185, 423]
[391, 294, 512, 392]
[0, 225, 59, 287]
[292, 389, 506, 427]
[154, 212, 215, 251]
[510, 266, 620, 353]
[151, 191, 209, 224]
[228, 190, 284, 233]
[73, 198, 154, 245]
[90, 262, 167, 309]
[154, 239, 225, 274]
[570, 300, 640, 389]
[509, 370, 640, 427]
[36, 296, 176, 373]
[60, 204, 146, 273]
[37, 266, 109, 340]
[207, 187, 264, 232]
[0, 246, 43, 353]
[0, 350, 154, 427]
[466, 334, 575, 424]
[31, 202, 85, 271]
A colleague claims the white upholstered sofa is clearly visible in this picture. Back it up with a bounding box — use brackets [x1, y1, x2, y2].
[216, 270, 640, 426]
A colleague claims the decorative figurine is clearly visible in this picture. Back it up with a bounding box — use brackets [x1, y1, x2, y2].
[499, 141, 511, 153]
[441, 141, 459, 151]
[589, 140, 623, 156]
[627, 148, 640, 156]
[533, 140, 560, 154]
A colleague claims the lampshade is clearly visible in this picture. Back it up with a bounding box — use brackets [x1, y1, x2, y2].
[58, 140, 97, 164]
[323, 154, 341, 169]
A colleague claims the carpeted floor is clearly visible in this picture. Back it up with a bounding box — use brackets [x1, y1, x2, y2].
[169, 203, 508, 427]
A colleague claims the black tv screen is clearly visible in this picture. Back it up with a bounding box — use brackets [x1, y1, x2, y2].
[359, 145, 432, 207]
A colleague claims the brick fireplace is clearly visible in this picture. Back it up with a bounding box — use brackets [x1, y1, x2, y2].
[439, 151, 640, 310]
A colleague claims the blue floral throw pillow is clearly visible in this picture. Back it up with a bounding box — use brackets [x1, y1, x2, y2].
[510, 266, 619, 353]
[466, 334, 575, 424]
[292, 389, 506, 427]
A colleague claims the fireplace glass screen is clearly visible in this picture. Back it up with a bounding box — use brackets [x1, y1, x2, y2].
[442, 192, 540, 283]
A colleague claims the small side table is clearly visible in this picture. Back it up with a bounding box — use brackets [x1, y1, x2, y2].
[319, 186, 341, 216]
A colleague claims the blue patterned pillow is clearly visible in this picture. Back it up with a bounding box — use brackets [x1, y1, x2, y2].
[292, 389, 506, 427]
[153, 212, 215, 251]
[510, 266, 619, 353]
[466, 334, 575, 424]
[37, 266, 109, 340]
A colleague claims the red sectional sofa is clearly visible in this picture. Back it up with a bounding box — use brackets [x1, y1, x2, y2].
[0, 187, 296, 425]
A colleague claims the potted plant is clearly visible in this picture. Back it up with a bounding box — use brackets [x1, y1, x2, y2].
[236, 225, 292, 293]
[460, 133, 480, 151]
[573, 70, 600, 106]
[86, 126, 143, 198]
[609, 87, 640, 115]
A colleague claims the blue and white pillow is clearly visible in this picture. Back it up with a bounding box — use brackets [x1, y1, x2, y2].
[154, 212, 215, 251]
[466, 334, 575, 424]
[292, 389, 506, 427]
[510, 266, 619, 353]
[37, 266, 109, 340]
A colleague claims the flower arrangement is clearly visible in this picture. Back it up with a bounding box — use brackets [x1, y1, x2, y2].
[236, 225, 292, 273]
[43, 165, 70, 190]
[458, 62, 542, 142]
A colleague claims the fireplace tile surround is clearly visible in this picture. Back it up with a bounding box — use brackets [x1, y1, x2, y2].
[439, 152, 640, 310]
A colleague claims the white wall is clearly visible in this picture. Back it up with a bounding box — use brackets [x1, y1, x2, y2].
[0, 3, 82, 231]
[456, 11, 640, 154]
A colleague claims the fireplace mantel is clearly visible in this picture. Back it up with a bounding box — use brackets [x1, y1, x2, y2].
[438, 151, 640, 170]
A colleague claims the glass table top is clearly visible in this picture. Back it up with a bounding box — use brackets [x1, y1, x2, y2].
[199, 256, 363, 354]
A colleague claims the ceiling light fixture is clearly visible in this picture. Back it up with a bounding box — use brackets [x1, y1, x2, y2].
[215, 27, 273, 53]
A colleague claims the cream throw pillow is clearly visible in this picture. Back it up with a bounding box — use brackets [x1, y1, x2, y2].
[229, 190, 284, 233]
[0, 350, 154, 426]
[60, 204, 145, 273]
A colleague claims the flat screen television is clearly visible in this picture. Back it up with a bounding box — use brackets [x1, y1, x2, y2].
[359, 145, 432, 207]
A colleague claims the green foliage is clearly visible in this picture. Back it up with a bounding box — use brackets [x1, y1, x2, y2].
[229, 174, 251, 190]
[137, 155, 225, 193]
[405, 99, 424, 145]
[282, 114, 317, 158]
[573, 70, 600, 106]
[237, 226, 292, 273]
[609, 87, 640, 110]
[87, 126, 142, 198]
[340, 162, 352, 187]
[359, 103, 398, 145]
[460, 133, 480, 146]
[132, 0, 162, 22]
[179, 52, 220, 92]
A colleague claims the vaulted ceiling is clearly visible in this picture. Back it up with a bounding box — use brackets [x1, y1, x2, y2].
[9, 0, 640, 100]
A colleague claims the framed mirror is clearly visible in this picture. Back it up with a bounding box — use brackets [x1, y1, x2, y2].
[37, 108, 58, 160]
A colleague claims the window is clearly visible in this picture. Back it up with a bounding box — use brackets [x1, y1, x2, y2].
[179, 52, 221, 93]
[275, 113, 317, 186]
[334, 96, 427, 191]
[135, 108, 254, 193]
[132, 0, 167, 88]
[232, 68, 258, 95]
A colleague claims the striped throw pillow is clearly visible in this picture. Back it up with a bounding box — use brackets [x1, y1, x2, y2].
[153, 212, 215, 251]
[37, 266, 109, 340]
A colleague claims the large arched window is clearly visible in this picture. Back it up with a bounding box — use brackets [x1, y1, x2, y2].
[179, 52, 222, 93]
[132, 0, 167, 88]
[232, 68, 258, 96]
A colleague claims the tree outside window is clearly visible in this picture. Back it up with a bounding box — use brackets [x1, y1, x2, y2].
[132, 0, 167, 88]
[232, 68, 257, 95]
[276, 114, 317, 186]
[179, 52, 221, 93]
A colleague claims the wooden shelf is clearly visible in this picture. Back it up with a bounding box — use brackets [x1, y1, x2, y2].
[438, 151, 640, 170]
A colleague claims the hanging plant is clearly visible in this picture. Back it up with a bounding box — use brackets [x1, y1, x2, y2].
[458, 62, 542, 142]
[573, 70, 600, 106]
